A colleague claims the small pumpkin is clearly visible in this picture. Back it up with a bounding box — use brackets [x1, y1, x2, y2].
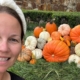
[45, 20, 57, 35]
[25, 36, 37, 50]
[32, 48, 43, 59]
[75, 43, 80, 56]
[33, 26, 43, 38]
[70, 24, 80, 43]
[43, 40, 70, 62]
[37, 38, 46, 49]
[39, 30, 50, 41]
[17, 48, 32, 62]
[51, 31, 61, 40]
[58, 24, 71, 36]
[68, 54, 80, 64]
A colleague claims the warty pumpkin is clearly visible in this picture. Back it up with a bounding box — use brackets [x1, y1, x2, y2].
[32, 48, 43, 59]
[70, 24, 80, 43]
[17, 48, 32, 62]
[43, 40, 70, 62]
[58, 24, 71, 36]
[25, 36, 37, 50]
[45, 21, 57, 35]
[39, 30, 50, 41]
[37, 38, 46, 49]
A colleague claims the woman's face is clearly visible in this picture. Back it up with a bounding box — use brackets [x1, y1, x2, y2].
[0, 12, 22, 73]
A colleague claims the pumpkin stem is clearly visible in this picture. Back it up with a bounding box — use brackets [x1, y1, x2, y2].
[50, 18, 55, 24]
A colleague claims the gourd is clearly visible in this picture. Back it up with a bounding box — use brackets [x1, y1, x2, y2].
[33, 26, 43, 38]
[58, 24, 71, 36]
[70, 24, 80, 43]
[37, 38, 46, 49]
[68, 54, 80, 64]
[32, 48, 43, 59]
[43, 40, 70, 62]
[17, 47, 32, 62]
[51, 31, 61, 40]
[75, 43, 80, 56]
[25, 36, 37, 50]
[45, 21, 57, 35]
[39, 31, 50, 41]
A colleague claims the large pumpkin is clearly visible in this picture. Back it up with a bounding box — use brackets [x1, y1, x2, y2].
[45, 21, 57, 35]
[33, 26, 43, 38]
[70, 25, 80, 43]
[43, 40, 70, 62]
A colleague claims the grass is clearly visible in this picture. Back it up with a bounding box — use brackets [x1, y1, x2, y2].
[8, 30, 80, 80]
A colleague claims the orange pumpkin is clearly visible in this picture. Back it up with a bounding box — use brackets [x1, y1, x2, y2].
[45, 21, 57, 35]
[43, 40, 70, 62]
[33, 26, 43, 38]
[70, 25, 80, 43]
[51, 31, 61, 40]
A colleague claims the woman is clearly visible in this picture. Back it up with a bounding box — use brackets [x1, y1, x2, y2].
[0, 0, 26, 80]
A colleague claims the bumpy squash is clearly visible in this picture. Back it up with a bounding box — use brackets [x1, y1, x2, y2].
[17, 47, 32, 62]
[58, 24, 71, 36]
[39, 31, 50, 41]
[25, 36, 37, 50]
[43, 40, 70, 62]
[37, 38, 46, 49]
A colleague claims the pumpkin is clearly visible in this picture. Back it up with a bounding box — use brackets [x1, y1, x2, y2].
[17, 48, 32, 62]
[51, 31, 61, 40]
[39, 31, 50, 41]
[70, 25, 80, 43]
[32, 48, 43, 59]
[25, 36, 37, 50]
[68, 54, 80, 64]
[45, 21, 57, 35]
[75, 43, 80, 56]
[37, 38, 46, 49]
[58, 24, 71, 36]
[43, 40, 70, 62]
[33, 26, 43, 38]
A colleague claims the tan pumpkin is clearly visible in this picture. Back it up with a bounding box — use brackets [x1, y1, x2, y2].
[58, 24, 71, 36]
[17, 48, 32, 62]
[25, 36, 37, 50]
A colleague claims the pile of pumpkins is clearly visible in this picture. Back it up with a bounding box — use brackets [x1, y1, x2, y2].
[17, 21, 80, 67]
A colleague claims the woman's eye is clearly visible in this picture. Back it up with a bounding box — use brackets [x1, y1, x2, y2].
[9, 38, 18, 42]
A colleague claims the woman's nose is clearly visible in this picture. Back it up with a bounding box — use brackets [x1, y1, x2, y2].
[0, 40, 9, 52]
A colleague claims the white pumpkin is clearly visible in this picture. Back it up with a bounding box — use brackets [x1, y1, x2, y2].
[39, 31, 50, 41]
[68, 54, 80, 64]
[58, 24, 71, 36]
[25, 36, 37, 50]
[37, 38, 46, 49]
[32, 48, 42, 59]
[75, 43, 80, 56]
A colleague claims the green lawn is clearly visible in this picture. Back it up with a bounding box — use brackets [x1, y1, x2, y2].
[8, 30, 80, 80]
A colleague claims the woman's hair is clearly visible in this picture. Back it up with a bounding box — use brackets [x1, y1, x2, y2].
[0, 6, 24, 40]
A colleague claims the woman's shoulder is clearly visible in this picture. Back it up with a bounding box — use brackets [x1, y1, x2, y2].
[7, 71, 25, 80]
